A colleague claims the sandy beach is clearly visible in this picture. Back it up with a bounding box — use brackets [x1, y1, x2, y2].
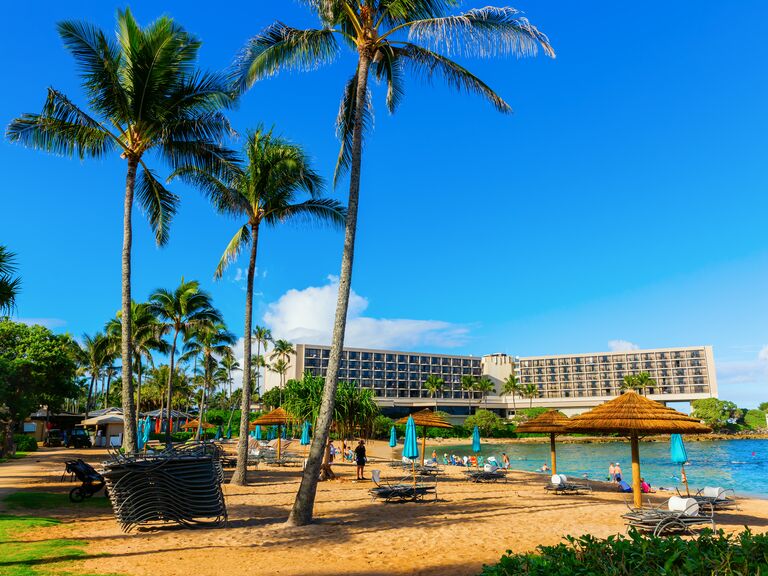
[2, 443, 768, 576]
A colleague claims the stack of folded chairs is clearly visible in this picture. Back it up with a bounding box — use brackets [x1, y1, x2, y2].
[102, 443, 227, 532]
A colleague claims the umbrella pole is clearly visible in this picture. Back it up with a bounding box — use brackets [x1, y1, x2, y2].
[681, 463, 690, 496]
[277, 425, 282, 460]
[550, 433, 557, 475]
[631, 432, 642, 509]
[421, 428, 426, 467]
[412, 460, 416, 488]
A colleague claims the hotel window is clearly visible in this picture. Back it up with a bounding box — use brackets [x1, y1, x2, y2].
[349, 351, 359, 360]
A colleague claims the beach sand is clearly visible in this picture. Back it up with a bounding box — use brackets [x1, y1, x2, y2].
[2, 442, 768, 576]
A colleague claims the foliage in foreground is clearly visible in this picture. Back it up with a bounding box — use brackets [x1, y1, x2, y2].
[0, 514, 87, 576]
[480, 529, 768, 576]
[12, 435, 37, 452]
[2, 491, 111, 511]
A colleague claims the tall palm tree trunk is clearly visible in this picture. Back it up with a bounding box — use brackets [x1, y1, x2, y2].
[85, 374, 96, 418]
[135, 360, 142, 423]
[232, 226, 259, 485]
[104, 371, 113, 409]
[121, 158, 138, 452]
[288, 53, 372, 527]
[164, 331, 179, 445]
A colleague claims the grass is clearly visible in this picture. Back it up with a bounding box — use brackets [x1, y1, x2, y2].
[2, 492, 111, 511]
[0, 452, 29, 465]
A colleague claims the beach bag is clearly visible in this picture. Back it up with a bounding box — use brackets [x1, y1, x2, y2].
[618, 480, 632, 492]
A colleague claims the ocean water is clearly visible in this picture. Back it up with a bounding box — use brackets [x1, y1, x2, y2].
[435, 439, 768, 497]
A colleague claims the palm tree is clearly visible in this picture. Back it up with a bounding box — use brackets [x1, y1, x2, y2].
[180, 321, 236, 440]
[7, 10, 235, 451]
[461, 375, 477, 414]
[423, 374, 444, 410]
[106, 301, 168, 422]
[171, 131, 343, 486]
[269, 358, 290, 402]
[234, 0, 554, 526]
[475, 377, 495, 409]
[77, 333, 109, 418]
[251, 353, 267, 398]
[523, 382, 538, 408]
[622, 372, 655, 396]
[149, 279, 221, 444]
[0, 246, 20, 316]
[253, 326, 274, 398]
[502, 373, 521, 413]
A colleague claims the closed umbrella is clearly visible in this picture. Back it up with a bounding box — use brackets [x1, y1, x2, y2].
[254, 425, 262, 440]
[226, 425, 232, 439]
[389, 425, 397, 448]
[215, 425, 222, 440]
[472, 425, 481, 452]
[395, 409, 452, 466]
[300, 421, 311, 446]
[670, 433, 690, 495]
[403, 416, 419, 486]
[143, 417, 151, 447]
[137, 419, 145, 450]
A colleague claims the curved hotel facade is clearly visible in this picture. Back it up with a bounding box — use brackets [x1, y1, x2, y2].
[263, 344, 717, 418]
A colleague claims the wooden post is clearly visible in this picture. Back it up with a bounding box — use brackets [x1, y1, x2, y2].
[550, 433, 557, 475]
[631, 431, 642, 509]
[421, 428, 426, 466]
[277, 424, 282, 461]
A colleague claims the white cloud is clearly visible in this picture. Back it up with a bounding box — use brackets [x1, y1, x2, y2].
[607, 339, 639, 352]
[714, 346, 768, 408]
[15, 317, 66, 329]
[758, 345, 768, 362]
[233, 268, 244, 283]
[262, 276, 470, 350]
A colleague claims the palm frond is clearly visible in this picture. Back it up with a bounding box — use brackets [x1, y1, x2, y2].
[400, 7, 555, 59]
[232, 23, 339, 93]
[378, 0, 459, 26]
[160, 139, 240, 182]
[136, 165, 179, 246]
[167, 165, 249, 217]
[214, 225, 252, 279]
[6, 88, 115, 158]
[395, 43, 511, 113]
[265, 198, 347, 229]
[373, 43, 405, 114]
[333, 70, 373, 187]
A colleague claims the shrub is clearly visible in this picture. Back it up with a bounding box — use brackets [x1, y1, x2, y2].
[744, 409, 767, 430]
[480, 529, 768, 576]
[371, 415, 393, 439]
[513, 407, 549, 423]
[13, 434, 38, 452]
[465, 410, 505, 436]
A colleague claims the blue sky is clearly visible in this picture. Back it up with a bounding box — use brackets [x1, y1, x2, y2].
[2, 1, 767, 407]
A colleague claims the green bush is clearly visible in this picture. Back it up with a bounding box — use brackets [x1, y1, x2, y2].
[371, 415, 393, 439]
[744, 409, 767, 430]
[465, 410, 505, 436]
[13, 434, 38, 452]
[480, 529, 768, 576]
[513, 407, 549, 422]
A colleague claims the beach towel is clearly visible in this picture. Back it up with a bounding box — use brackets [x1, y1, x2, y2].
[618, 480, 632, 492]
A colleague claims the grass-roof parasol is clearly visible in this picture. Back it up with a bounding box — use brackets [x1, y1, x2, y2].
[251, 408, 294, 460]
[181, 419, 214, 430]
[515, 410, 570, 475]
[396, 409, 453, 466]
[567, 391, 711, 508]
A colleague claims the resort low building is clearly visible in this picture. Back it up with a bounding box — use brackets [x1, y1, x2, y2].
[263, 344, 717, 419]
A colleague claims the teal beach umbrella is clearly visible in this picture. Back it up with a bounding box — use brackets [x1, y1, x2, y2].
[403, 416, 419, 485]
[137, 419, 145, 450]
[300, 421, 311, 446]
[670, 433, 690, 494]
[215, 425, 222, 440]
[255, 425, 262, 440]
[472, 426, 481, 454]
[389, 425, 397, 448]
[226, 425, 232, 439]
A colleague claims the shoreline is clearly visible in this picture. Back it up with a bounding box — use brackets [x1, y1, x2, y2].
[416, 433, 768, 445]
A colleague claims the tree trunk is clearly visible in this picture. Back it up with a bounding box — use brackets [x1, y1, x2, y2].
[121, 158, 138, 452]
[85, 374, 96, 418]
[164, 330, 179, 446]
[288, 53, 371, 527]
[105, 371, 112, 409]
[136, 359, 142, 423]
[232, 225, 259, 485]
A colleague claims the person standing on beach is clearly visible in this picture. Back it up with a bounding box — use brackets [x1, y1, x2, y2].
[608, 462, 616, 481]
[502, 453, 510, 470]
[614, 462, 622, 482]
[354, 440, 367, 480]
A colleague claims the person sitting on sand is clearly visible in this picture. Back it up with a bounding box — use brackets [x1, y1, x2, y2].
[502, 453, 510, 470]
[640, 478, 654, 493]
[463, 455, 469, 467]
[470, 456, 478, 467]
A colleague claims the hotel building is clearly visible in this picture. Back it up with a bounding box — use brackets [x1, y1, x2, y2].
[264, 344, 717, 418]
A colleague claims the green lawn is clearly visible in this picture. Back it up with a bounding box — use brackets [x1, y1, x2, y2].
[0, 452, 29, 465]
[2, 493, 111, 511]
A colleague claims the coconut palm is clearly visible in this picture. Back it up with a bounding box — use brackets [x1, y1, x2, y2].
[461, 374, 477, 413]
[234, 0, 553, 526]
[523, 382, 538, 408]
[253, 326, 274, 397]
[423, 374, 444, 410]
[106, 301, 168, 421]
[171, 130, 344, 485]
[475, 377, 495, 409]
[251, 353, 267, 397]
[622, 372, 655, 396]
[502, 373, 521, 413]
[77, 332, 109, 418]
[6, 9, 235, 451]
[0, 246, 21, 316]
[270, 358, 290, 402]
[149, 279, 221, 444]
[180, 321, 236, 439]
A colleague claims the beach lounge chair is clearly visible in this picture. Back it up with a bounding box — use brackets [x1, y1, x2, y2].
[63, 459, 106, 502]
[464, 463, 508, 483]
[622, 496, 715, 536]
[369, 469, 437, 503]
[678, 486, 739, 511]
[544, 474, 591, 495]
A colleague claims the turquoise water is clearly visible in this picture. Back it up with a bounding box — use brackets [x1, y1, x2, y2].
[436, 439, 768, 497]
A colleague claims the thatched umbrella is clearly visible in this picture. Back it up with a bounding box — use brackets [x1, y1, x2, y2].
[567, 391, 711, 508]
[251, 408, 293, 460]
[395, 409, 453, 466]
[515, 410, 569, 475]
[181, 419, 214, 430]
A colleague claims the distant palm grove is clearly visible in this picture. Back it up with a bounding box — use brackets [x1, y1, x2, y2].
[4, 1, 553, 525]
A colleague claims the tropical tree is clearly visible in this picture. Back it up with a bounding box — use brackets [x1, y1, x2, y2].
[252, 326, 274, 397]
[106, 301, 167, 421]
[0, 246, 21, 316]
[475, 377, 495, 409]
[251, 353, 267, 396]
[461, 374, 477, 413]
[171, 130, 344, 486]
[150, 279, 221, 444]
[269, 358, 290, 402]
[621, 372, 656, 396]
[180, 321, 235, 439]
[502, 372, 521, 412]
[423, 374, 444, 410]
[234, 0, 554, 526]
[77, 332, 109, 417]
[523, 382, 538, 408]
[7, 9, 235, 451]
